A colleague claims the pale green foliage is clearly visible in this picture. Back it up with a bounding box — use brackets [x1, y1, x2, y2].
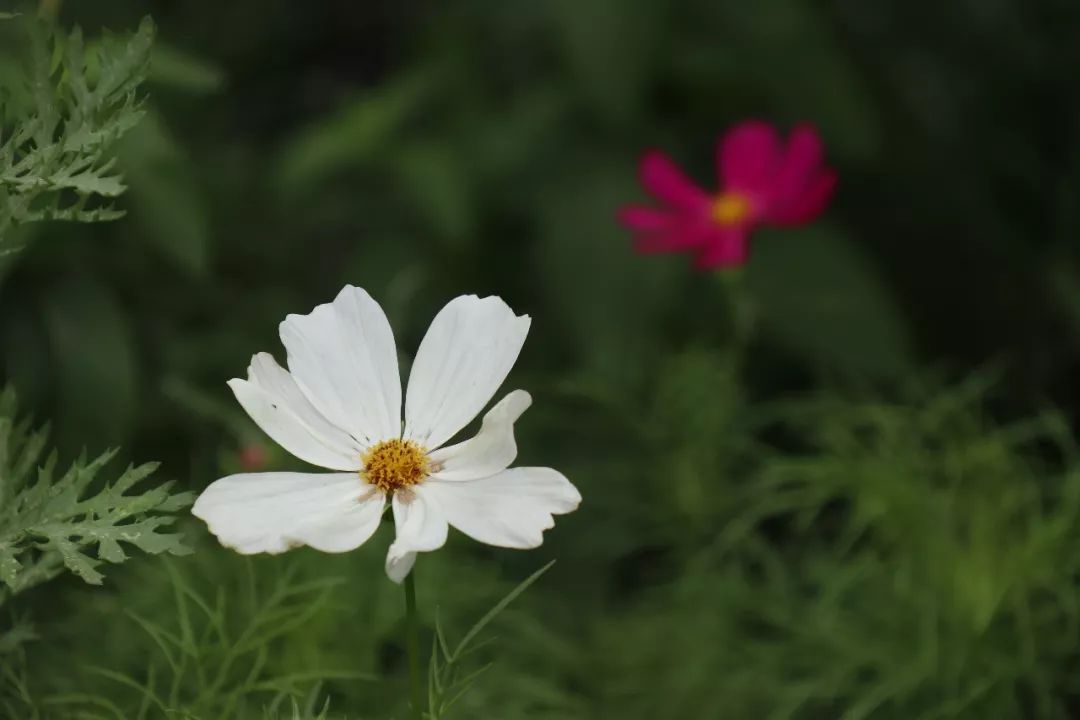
[0, 16, 153, 252]
[260, 686, 355, 720]
[261, 698, 333, 720]
[426, 561, 555, 719]
[0, 387, 192, 603]
[597, 375, 1080, 719]
[86, 561, 373, 719]
[0, 616, 37, 717]
[0, 652, 36, 720]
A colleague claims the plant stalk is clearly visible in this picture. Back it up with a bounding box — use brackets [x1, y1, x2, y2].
[404, 570, 424, 720]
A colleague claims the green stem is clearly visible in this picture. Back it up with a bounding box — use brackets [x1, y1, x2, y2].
[717, 268, 755, 353]
[38, 0, 61, 20]
[404, 570, 424, 720]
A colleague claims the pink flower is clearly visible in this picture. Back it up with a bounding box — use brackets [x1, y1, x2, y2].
[238, 443, 268, 471]
[617, 121, 837, 270]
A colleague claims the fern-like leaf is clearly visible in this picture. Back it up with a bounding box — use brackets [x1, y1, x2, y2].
[0, 16, 154, 250]
[0, 386, 193, 604]
[426, 561, 555, 719]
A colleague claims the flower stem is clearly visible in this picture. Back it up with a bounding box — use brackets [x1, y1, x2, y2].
[717, 268, 756, 352]
[38, 0, 61, 20]
[404, 570, 424, 720]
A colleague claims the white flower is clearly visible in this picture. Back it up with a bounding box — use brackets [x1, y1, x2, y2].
[192, 286, 581, 583]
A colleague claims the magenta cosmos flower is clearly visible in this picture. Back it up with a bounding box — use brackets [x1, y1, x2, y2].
[617, 121, 837, 270]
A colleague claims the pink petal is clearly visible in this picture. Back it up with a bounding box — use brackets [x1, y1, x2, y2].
[694, 227, 750, 270]
[719, 121, 782, 196]
[772, 168, 837, 225]
[639, 150, 710, 213]
[767, 124, 824, 218]
[617, 205, 679, 232]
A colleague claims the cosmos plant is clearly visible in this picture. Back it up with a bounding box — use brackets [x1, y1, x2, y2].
[192, 285, 581, 717]
[618, 120, 837, 269]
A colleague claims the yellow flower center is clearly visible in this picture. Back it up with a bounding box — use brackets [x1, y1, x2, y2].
[361, 439, 429, 492]
[711, 192, 751, 226]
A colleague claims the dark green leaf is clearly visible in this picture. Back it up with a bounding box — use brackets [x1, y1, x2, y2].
[747, 226, 913, 377]
[0, 387, 191, 598]
[39, 275, 138, 451]
[118, 110, 211, 275]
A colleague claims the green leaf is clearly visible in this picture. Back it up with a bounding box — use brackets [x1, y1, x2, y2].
[117, 110, 210, 275]
[0, 619, 35, 654]
[97, 536, 127, 563]
[455, 560, 556, 659]
[0, 387, 192, 599]
[0, 549, 20, 587]
[394, 141, 474, 249]
[55, 536, 105, 584]
[427, 561, 556, 718]
[38, 274, 139, 451]
[548, 0, 662, 124]
[746, 226, 913, 377]
[0, 16, 153, 251]
[274, 70, 434, 196]
[148, 42, 225, 94]
[536, 161, 682, 392]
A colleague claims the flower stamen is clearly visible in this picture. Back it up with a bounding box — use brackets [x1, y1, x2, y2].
[711, 192, 750, 226]
[361, 439, 429, 492]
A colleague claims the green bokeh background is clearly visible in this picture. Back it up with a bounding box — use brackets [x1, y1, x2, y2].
[6, 1, 1080, 718]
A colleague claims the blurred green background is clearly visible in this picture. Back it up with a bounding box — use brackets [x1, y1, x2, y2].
[6, 0, 1080, 718]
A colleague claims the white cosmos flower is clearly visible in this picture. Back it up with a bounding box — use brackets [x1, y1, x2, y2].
[192, 285, 581, 583]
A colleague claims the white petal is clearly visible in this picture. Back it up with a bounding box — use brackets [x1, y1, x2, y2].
[427, 390, 531, 481]
[385, 488, 448, 583]
[404, 295, 531, 450]
[385, 549, 416, 584]
[192, 472, 385, 554]
[279, 286, 402, 447]
[421, 467, 580, 549]
[229, 353, 362, 471]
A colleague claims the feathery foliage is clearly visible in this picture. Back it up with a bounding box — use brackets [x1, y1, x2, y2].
[598, 376, 1080, 719]
[0, 15, 153, 253]
[0, 386, 192, 605]
[261, 694, 339, 720]
[426, 561, 555, 719]
[69, 560, 372, 719]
